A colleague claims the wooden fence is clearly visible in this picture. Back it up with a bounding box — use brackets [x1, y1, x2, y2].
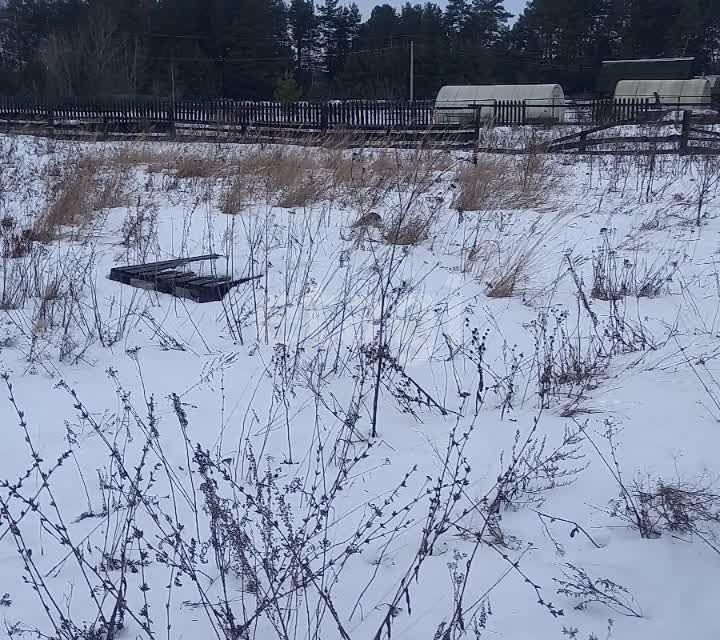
[0, 96, 715, 134]
[0, 97, 438, 129]
[493, 100, 528, 125]
[540, 110, 720, 155]
[587, 98, 652, 123]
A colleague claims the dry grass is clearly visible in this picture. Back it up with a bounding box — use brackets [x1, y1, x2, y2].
[276, 177, 329, 208]
[454, 158, 510, 212]
[484, 247, 539, 299]
[486, 265, 523, 298]
[106, 146, 176, 173]
[254, 149, 329, 206]
[174, 154, 227, 179]
[454, 153, 557, 212]
[382, 213, 431, 246]
[36, 156, 128, 242]
[255, 146, 449, 210]
[479, 218, 558, 299]
[108, 145, 227, 178]
[219, 175, 254, 214]
[19, 141, 458, 248]
[99, 142, 455, 213]
[110, 145, 334, 211]
[332, 148, 452, 212]
[221, 148, 329, 208]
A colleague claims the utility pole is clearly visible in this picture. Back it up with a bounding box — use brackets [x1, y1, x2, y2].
[170, 62, 175, 103]
[409, 40, 414, 102]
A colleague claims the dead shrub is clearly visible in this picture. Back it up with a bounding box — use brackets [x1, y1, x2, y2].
[8, 229, 36, 258]
[591, 229, 678, 300]
[648, 480, 720, 534]
[608, 474, 720, 544]
[531, 306, 605, 408]
[120, 198, 159, 263]
[371, 149, 450, 192]
[40, 278, 62, 301]
[368, 153, 402, 182]
[320, 149, 361, 188]
[110, 144, 454, 214]
[555, 563, 642, 617]
[1, 216, 36, 259]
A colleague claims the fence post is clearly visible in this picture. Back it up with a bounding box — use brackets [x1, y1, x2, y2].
[46, 104, 54, 133]
[680, 109, 691, 154]
[579, 131, 587, 153]
[474, 106, 481, 139]
[320, 101, 329, 132]
[168, 99, 176, 136]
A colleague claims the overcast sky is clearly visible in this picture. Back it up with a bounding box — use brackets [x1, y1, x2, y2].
[352, 0, 529, 21]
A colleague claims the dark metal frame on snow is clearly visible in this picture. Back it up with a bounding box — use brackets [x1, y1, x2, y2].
[109, 254, 259, 303]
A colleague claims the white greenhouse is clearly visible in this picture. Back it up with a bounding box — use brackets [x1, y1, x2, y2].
[434, 84, 565, 125]
[701, 75, 720, 101]
[613, 79, 712, 106]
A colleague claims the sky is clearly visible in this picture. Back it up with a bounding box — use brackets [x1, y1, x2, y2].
[353, 0, 529, 21]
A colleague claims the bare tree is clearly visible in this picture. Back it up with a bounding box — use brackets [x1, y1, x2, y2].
[39, 8, 135, 99]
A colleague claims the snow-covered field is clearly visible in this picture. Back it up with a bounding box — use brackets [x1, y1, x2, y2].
[0, 134, 719, 640]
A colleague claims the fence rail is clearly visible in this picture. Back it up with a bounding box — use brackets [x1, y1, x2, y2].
[0, 97, 716, 135]
[540, 110, 720, 155]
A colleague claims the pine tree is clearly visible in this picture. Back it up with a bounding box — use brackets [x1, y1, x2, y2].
[288, 0, 318, 75]
[444, 0, 472, 38]
[339, 4, 402, 98]
[318, 0, 360, 80]
[2, 0, 720, 99]
[468, 0, 511, 46]
[401, 3, 450, 96]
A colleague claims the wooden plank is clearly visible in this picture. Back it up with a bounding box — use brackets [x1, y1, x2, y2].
[689, 127, 720, 138]
[550, 134, 682, 151]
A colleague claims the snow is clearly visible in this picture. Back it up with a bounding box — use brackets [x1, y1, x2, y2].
[0, 134, 719, 640]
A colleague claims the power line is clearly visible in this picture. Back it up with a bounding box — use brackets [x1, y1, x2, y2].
[147, 44, 412, 65]
[346, 44, 407, 56]
[150, 54, 294, 64]
[121, 31, 292, 41]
